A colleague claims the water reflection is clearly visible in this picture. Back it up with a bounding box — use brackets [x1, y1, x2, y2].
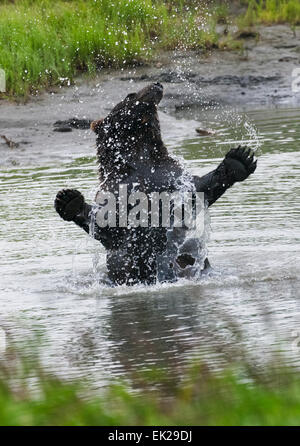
[0, 105, 300, 390]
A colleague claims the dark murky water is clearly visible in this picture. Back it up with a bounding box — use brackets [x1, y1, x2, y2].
[0, 104, 299, 390]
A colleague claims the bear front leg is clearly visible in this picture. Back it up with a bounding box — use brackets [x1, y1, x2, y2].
[54, 189, 92, 235]
[193, 146, 257, 206]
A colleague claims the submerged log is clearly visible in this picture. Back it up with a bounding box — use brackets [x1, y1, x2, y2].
[0, 134, 19, 148]
[195, 128, 216, 136]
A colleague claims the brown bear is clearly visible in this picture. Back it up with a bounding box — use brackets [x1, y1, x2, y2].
[55, 83, 257, 286]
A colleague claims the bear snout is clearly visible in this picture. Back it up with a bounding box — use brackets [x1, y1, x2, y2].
[136, 83, 164, 105]
[153, 82, 163, 90]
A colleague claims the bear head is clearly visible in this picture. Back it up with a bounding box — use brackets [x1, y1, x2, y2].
[91, 83, 171, 183]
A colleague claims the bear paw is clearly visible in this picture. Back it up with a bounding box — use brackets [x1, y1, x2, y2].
[224, 145, 257, 182]
[54, 189, 85, 221]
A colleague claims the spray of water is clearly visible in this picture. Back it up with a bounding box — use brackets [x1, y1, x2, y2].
[66, 1, 261, 293]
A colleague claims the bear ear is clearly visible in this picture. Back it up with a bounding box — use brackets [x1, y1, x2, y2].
[90, 118, 104, 133]
[126, 93, 137, 101]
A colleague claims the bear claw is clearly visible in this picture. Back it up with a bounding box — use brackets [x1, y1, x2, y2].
[224, 145, 257, 182]
[54, 189, 85, 221]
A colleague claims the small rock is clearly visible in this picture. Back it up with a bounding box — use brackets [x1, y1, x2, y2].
[278, 56, 298, 62]
[53, 126, 73, 133]
[54, 118, 92, 129]
[274, 44, 298, 49]
[234, 29, 259, 40]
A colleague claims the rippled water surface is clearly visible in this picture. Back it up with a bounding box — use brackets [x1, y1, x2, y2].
[0, 105, 299, 389]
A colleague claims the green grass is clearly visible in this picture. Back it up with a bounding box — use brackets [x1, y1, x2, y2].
[1, 355, 300, 426]
[242, 0, 300, 26]
[1, 1, 299, 99]
[0, 0, 221, 98]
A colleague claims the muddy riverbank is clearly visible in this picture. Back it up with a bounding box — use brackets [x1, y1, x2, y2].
[1, 24, 300, 168]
